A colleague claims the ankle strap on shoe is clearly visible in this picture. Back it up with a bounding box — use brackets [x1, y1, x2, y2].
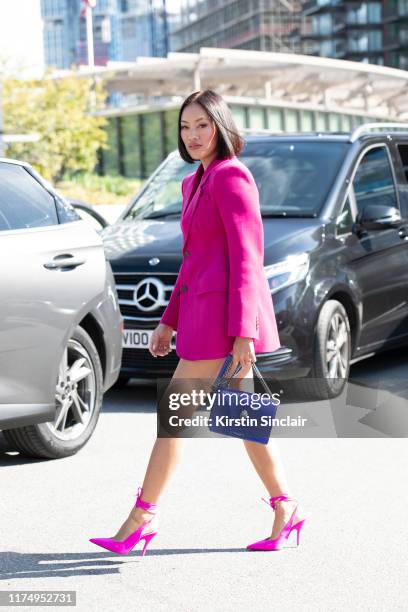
[135, 486, 158, 514]
[262, 493, 295, 510]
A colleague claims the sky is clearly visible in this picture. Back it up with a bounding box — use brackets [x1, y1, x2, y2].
[0, 0, 184, 78]
[0, 0, 44, 77]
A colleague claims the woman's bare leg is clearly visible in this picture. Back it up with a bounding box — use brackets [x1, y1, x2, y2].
[243, 438, 303, 538]
[236, 366, 305, 538]
[111, 356, 225, 540]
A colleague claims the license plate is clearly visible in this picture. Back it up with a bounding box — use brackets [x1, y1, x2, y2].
[123, 329, 176, 349]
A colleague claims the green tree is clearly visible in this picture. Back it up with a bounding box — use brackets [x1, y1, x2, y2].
[2, 70, 108, 182]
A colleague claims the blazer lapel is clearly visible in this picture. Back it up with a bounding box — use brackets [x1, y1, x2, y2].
[182, 157, 232, 247]
[182, 163, 204, 219]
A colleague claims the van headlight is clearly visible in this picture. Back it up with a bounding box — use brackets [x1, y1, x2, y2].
[264, 253, 309, 295]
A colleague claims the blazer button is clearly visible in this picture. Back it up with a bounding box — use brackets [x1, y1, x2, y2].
[181, 284, 188, 293]
[184, 250, 190, 257]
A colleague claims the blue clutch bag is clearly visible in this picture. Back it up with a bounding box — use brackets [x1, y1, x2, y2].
[208, 354, 279, 445]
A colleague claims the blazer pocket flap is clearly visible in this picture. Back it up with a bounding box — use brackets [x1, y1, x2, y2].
[195, 276, 228, 294]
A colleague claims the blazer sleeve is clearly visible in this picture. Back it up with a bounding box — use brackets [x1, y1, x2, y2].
[213, 164, 263, 340]
[159, 275, 181, 330]
[159, 177, 187, 330]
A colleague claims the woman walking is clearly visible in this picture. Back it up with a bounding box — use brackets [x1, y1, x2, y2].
[89, 90, 306, 556]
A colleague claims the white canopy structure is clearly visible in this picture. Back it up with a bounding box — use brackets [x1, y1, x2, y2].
[68, 46, 408, 121]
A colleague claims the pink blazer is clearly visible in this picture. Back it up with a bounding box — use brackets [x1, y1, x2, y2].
[159, 155, 281, 360]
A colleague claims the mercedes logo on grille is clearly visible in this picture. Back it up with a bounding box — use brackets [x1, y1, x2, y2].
[134, 278, 164, 312]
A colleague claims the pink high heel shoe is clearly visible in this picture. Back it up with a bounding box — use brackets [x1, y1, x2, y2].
[89, 486, 158, 556]
[247, 493, 306, 551]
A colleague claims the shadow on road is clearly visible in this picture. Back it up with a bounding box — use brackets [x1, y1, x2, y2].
[0, 542, 300, 580]
[349, 347, 408, 398]
[102, 381, 157, 414]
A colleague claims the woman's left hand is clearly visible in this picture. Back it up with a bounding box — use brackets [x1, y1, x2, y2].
[231, 337, 256, 371]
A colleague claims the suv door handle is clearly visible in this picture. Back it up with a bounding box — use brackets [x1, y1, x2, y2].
[398, 226, 408, 240]
[43, 253, 86, 270]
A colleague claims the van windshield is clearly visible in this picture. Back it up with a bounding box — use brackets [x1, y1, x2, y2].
[126, 140, 349, 220]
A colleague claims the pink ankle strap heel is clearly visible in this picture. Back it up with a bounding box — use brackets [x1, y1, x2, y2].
[89, 486, 159, 556]
[134, 486, 158, 514]
[247, 492, 306, 551]
[262, 494, 293, 509]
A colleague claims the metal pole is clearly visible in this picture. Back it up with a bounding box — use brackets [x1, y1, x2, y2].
[162, 0, 169, 56]
[149, 0, 156, 56]
[86, 5, 95, 67]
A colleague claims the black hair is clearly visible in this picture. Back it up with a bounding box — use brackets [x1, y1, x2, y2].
[178, 89, 245, 163]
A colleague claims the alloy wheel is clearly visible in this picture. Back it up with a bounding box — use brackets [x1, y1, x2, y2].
[326, 312, 350, 379]
[47, 339, 97, 440]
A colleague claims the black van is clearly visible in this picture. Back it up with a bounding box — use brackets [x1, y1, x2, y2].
[101, 124, 408, 399]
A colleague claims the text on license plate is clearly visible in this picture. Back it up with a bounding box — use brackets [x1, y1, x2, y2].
[123, 329, 176, 349]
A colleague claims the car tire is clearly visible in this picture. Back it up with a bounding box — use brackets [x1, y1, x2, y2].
[3, 326, 104, 459]
[291, 299, 351, 400]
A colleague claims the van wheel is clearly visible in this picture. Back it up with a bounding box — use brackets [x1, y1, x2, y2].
[2, 326, 103, 459]
[292, 300, 351, 400]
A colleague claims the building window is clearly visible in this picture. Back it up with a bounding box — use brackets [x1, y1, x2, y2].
[164, 109, 179, 156]
[103, 117, 120, 175]
[142, 113, 163, 177]
[368, 2, 382, 23]
[267, 108, 284, 131]
[328, 114, 341, 132]
[347, 2, 382, 25]
[312, 13, 332, 36]
[300, 111, 314, 132]
[285, 109, 299, 132]
[340, 115, 352, 132]
[320, 40, 336, 57]
[315, 113, 327, 131]
[348, 30, 382, 53]
[249, 107, 265, 130]
[231, 105, 247, 130]
[122, 115, 141, 178]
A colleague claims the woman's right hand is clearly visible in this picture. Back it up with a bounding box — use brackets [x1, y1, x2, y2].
[149, 323, 174, 358]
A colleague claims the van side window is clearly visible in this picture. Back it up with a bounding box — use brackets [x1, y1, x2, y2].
[353, 147, 398, 214]
[397, 145, 408, 183]
[337, 196, 353, 236]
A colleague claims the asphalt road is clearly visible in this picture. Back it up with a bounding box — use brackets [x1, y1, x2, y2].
[1, 349, 408, 612]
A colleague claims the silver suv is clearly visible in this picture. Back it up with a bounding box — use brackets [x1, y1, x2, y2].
[0, 158, 123, 459]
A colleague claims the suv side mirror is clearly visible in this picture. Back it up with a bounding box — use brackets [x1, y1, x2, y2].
[354, 204, 401, 234]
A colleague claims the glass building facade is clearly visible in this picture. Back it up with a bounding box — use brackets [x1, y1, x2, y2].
[41, 0, 81, 69]
[41, 0, 170, 69]
[41, 0, 122, 68]
[120, 0, 170, 59]
[171, 0, 304, 54]
[383, 0, 408, 70]
[76, 0, 123, 66]
[301, 1, 408, 69]
[97, 103, 381, 179]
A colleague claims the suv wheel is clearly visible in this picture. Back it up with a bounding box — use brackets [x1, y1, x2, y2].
[293, 299, 351, 400]
[3, 326, 103, 459]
